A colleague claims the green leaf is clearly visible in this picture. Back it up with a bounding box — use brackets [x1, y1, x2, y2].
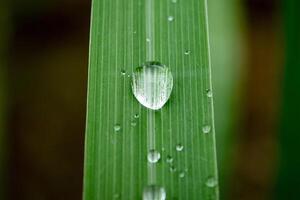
[83, 0, 219, 199]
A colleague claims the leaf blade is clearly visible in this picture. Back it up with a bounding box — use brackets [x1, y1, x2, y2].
[83, 0, 219, 199]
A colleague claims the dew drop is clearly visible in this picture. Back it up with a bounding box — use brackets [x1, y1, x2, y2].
[143, 185, 166, 200]
[113, 193, 120, 199]
[206, 89, 213, 97]
[166, 155, 173, 163]
[179, 171, 185, 178]
[171, 0, 177, 3]
[184, 50, 191, 55]
[168, 16, 174, 22]
[114, 124, 121, 132]
[146, 38, 151, 42]
[176, 144, 184, 152]
[202, 125, 211, 134]
[131, 61, 173, 110]
[170, 166, 177, 172]
[134, 113, 140, 118]
[121, 69, 126, 75]
[131, 120, 137, 127]
[205, 176, 218, 188]
[147, 149, 161, 163]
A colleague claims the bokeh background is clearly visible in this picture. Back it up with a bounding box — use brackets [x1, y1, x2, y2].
[0, 0, 299, 199]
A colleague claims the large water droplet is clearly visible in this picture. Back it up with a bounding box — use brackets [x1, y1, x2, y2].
[143, 185, 166, 200]
[114, 124, 121, 132]
[147, 149, 161, 163]
[176, 144, 184, 152]
[202, 125, 211, 134]
[205, 176, 218, 188]
[132, 62, 173, 110]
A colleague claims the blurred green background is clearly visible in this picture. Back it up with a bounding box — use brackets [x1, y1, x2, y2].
[0, 0, 298, 199]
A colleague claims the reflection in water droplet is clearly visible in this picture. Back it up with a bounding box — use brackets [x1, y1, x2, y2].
[176, 144, 184, 152]
[168, 16, 174, 22]
[179, 171, 185, 178]
[184, 50, 191, 55]
[205, 176, 218, 188]
[147, 149, 161, 163]
[114, 124, 121, 132]
[202, 125, 211, 134]
[166, 155, 173, 163]
[206, 89, 213, 97]
[121, 69, 126, 75]
[131, 61, 173, 110]
[143, 185, 166, 200]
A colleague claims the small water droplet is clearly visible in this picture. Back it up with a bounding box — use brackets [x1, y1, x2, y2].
[206, 89, 213, 97]
[202, 125, 211, 134]
[113, 193, 120, 199]
[121, 69, 126, 75]
[143, 185, 166, 200]
[176, 144, 184, 152]
[179, 171, 185, 178]
[162, 147, 165, 152]
[131, 120, 137, 126]
[131, 61, 173, 110]
[133, 31, 137, 34]
[168, 16, 174, 22]
[147, 149, 161, 163]
[184, 50, 191, 55]
[205, 176, 218, 188]
[166, 155, 173, 163]
[171, 0, 177, 3]
[170, 166, 177, 172]
[146, 38, 151, 42]
[134, 113, 140, 118]
[114, 124, 121, 132]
